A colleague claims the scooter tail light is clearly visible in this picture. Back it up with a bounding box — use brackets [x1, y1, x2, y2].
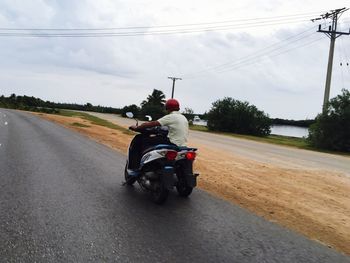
[165, 150, 178, 161]
[185, 152, 196, 161]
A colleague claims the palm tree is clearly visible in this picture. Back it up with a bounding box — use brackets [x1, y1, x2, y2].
[141, 89, 166, 107]
[140, 89, 167, 120]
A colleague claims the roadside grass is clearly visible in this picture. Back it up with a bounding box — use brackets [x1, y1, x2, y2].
[71, 122, 91, 128]
[54, 111, 348, 156]
[190, 125, 350, 156]
[190, 125, 310, 149]
[57, 110, 133, 135]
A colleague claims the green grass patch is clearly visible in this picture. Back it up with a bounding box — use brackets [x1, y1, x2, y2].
[190, 125, 350, 156]
[190, 125, 309, 149]
[71, 122, 91, 128]
[189, 125, 209, 132]
[57, 110, 133, 135]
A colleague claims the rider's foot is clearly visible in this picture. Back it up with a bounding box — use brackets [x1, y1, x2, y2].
[127, 169, 140, 177]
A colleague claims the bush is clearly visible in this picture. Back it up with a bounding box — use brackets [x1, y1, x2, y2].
[308, 89, 350, 152]
[121, 104, 140, 117]
[207, 97, 271, 136]
[140, 104, 166, 120]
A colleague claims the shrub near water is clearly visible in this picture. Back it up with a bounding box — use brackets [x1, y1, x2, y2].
[207, 97, 271, 136]
[308, 89, 350, 152]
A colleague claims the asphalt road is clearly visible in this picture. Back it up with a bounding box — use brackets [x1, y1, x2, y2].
[0, 109, 349, 263]
[87, 112, 350, 176]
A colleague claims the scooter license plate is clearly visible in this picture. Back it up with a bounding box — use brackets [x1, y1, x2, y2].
[161, 166, 177, 189]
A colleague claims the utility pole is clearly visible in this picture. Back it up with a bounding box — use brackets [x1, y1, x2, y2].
[168, 77, 182, 98]
[312, 7, 350, 113]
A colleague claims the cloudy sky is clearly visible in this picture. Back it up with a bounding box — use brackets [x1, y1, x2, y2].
[0, 0, 349, 119]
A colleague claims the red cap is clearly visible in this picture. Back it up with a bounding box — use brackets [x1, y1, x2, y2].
[165, 99, 180, 111]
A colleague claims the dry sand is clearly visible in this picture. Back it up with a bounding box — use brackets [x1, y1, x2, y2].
[35, 113, 350, 255]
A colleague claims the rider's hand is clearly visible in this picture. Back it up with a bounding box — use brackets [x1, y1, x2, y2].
[129, 125, 138, 131]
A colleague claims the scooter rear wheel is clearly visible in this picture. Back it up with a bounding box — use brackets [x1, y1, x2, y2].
[176, 180, 193, 197]
[151, 183, 169, 204]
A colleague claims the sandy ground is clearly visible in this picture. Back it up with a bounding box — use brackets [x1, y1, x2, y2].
[35, 113, 350, 255]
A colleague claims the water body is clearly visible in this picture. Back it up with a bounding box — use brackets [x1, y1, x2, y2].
[271, 125, 309, 138]
[192, 120, 208, 126]
[192, 120, 309, 138]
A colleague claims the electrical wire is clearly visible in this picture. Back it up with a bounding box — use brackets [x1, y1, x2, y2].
[180, 15, 349, 78]
[0, 11, 322, 32]
[216, 36, 323, 73]
[0, 12, 326, 38]
[182, 26, 319, 78]
[0, 19, 313, 37]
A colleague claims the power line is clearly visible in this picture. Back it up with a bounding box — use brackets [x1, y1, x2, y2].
[0, 11, 322, 31]
[0, 13, 324, 38]
[182, 26, 318, 78]
[0, 19, 312, 37]
[168, 77, 182, 98]
[313, 7, 350, 112]
[216, 36, 323, 73]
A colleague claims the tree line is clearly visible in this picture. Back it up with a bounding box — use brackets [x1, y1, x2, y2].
[270, 118, 314, 128]
[0, 94, 122, 114]
[1, 88, 349, 152]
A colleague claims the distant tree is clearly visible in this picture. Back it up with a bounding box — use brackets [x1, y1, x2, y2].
[140, 89, 166, 120]
[183, 107, 194, 115]
[9, 93, 17, 104]
[201, 111, 208, 120]
[141, 89, 166, 108]
[308, 89, 350, 152]
[84, 103, 93, 111]
[122, 104, 140, 117]
[271, 118, 315, 127]
[0, 94, 122, 114]
[207, 97, 271, 136]
[182, 107, 194, 120]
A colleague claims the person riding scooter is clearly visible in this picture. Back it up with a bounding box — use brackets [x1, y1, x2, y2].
[125, 99, 198, 203]
[129, 98, 189, 146]
[128, 99, 189, 173]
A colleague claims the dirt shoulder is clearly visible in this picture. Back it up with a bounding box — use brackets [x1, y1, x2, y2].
[35, 113, 350, 255]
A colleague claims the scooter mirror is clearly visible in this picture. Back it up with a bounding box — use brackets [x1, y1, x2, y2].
[145, 115, 152, 121]
[126, 112, 134, 118]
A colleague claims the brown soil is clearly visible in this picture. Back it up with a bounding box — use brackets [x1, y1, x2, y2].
[36, 113, 350, 255]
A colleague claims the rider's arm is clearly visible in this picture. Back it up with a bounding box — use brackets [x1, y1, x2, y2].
[130, 121, 160, 131]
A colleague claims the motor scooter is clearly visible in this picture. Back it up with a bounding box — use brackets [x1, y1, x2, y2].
[124, 112, 199, 204]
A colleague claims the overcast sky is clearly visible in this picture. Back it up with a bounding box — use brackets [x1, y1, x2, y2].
[0, 0, 349, 119]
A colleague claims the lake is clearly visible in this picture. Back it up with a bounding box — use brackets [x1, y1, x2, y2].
[192, 120, 309, 138]
[271, 125, 309, 138]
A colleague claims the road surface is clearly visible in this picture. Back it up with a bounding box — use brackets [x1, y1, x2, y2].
[0, 109, 349, 262]
[87, 112, 350, 176]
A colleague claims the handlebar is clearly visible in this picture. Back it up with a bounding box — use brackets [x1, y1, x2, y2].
[129, 126, 168, 136]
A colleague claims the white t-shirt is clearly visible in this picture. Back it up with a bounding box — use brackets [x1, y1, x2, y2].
[157, 111, 189, 146]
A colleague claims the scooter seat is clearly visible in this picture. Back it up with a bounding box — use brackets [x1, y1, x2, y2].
[177, 146, 198, 151]
[142, 144, 178, 154]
